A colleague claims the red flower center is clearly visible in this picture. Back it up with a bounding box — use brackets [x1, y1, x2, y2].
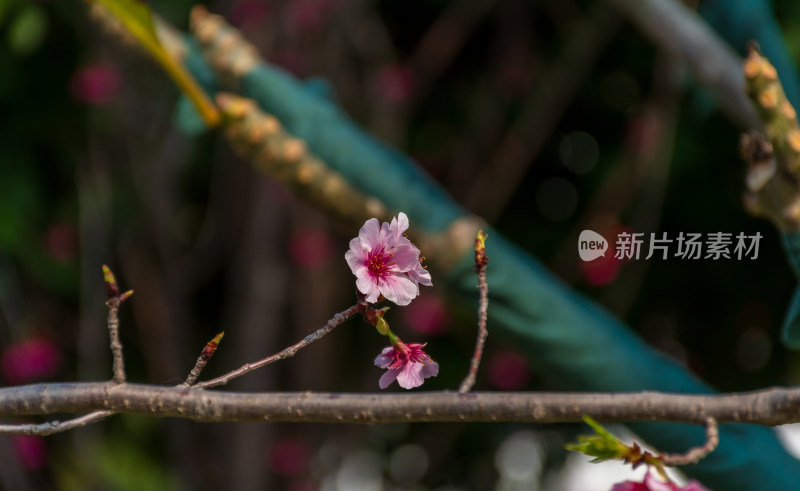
[367, 244, 395, 279]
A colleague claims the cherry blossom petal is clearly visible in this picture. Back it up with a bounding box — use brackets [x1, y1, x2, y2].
[356, 275, 381, 302]
[611, 482, 644, 491]
[359, 218, 382, 247]
[390, 212, 409, 239]
[378, 274, 418, 306]
[396, 361, 426, 389]
[681, 482, 709, 491]
[642, 474, 677, 491]
[345, 240, 365, 267]
[408, 263, 433, 287]
[391, 244, 420, 271]
[379, 369, 400, 389]
[374, 348, 394, 368]
[421, 359, 439, 378]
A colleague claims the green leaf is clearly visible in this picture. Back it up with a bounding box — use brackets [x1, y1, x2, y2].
[8, 4, 47, 55]
[92, 0, 219, 126]
[93, 0, 160, 55]
[565, 415, 629, 463]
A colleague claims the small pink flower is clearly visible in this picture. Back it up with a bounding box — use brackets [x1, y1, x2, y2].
[611, 472, 709, 491]
[267, 437, 310, 476]
[374, 342, 438, 389]
[12, 435, 47, 471]
[374, 64, 417, 104]
[290, 228, 334, 269]
[2, 336, 63, 385]
[345, 212, 432, 306]
[69, 64, 121, 105]
[487, 350, 530, 390]
[402, 294, 449, 336]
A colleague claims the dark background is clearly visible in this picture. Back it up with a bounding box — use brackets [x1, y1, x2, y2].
[1, 0, 798, 489]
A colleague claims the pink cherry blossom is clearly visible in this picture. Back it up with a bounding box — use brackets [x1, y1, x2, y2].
[2, 336, 63, 385]
[611, 472, 709, 491]
[69, 64, 121, 105]
[374, 342, 438, 389]
[12, 435, 47, 471]
[345, 212, 432, 306]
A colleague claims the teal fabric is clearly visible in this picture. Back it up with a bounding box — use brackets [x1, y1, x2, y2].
[238, 64, 466, 232]
[171, 10, 800, 487]
[698, 0, 800, 350]
[781, 232, 800, 348]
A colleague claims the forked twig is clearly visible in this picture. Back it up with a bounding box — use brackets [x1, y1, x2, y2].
[194, 302, 365, 389]
[0, 266, 133, 435]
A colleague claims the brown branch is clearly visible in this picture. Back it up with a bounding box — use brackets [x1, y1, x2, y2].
[194, 303, 365, 389]
[0, 266, 137, 436]
[459, 231, 489, 393]
[660, 417, 719, 466]
[3, 383, 800, 426]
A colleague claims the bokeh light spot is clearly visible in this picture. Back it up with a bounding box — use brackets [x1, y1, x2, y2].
[536, 177, 578, 221]
[559, 131, 599, 175]
[389, 444, 428, 484]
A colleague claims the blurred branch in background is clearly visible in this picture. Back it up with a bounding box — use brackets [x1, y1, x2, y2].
[467, 2, 622, 221]
[603, 0, 759, 129]
[550, 51, 685, 318]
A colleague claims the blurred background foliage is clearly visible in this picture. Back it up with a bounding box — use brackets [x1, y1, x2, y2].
[1, 0, 800, 489]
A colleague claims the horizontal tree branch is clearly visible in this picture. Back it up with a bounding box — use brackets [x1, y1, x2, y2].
[2, 382, 800, 427]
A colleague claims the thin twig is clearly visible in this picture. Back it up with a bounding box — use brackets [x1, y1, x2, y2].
[182, 332, 225, 387]
[459, 231, 489, 393]
[102, 266, 132, 383]
[0, 410, 113, 436]
[106, 297, 126, 383]
[660, 417, 719, 466]
[194, 303, 365, 389]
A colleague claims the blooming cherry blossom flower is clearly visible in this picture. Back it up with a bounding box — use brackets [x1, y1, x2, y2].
[611, 472, 709, 491]
[374, 341, 438, 389]
[345, 212, 431, 306]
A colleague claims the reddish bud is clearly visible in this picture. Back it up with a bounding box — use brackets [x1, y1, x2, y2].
[363, 306, 389, 327]
[201, 331, 225, 359]
[102, 265, 119, 298]
[474, 230, 488, 268]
